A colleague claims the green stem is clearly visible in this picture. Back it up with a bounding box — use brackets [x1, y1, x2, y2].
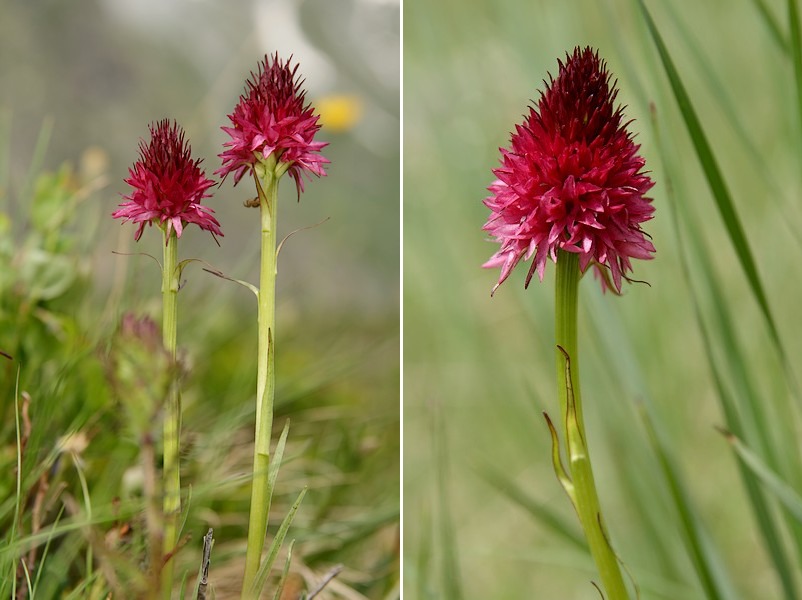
[554, 250, 629, 599]
[161, 229, 181, 599]
[242, 167, 279, 597]
[555, 251, 583, 441]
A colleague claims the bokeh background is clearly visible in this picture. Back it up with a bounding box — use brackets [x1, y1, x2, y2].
[1, 0, 399, 315]
[404, 0, 802, 599]
[0, 0, 399, 597]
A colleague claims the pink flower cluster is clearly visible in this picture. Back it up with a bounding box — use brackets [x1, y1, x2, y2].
[113, 119, 222, 242]
[217, 53, 329, 198]
[483, 47, 655, 294]
[116, 53, 329, 242]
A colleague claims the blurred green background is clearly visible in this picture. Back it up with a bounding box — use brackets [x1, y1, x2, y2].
[404, 0, 802, 598]
[1, 0, 399, 314]
[0, 0, 399, 597]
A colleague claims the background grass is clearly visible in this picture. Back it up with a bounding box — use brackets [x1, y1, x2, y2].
[403, 0, 802, 598]
[0, 1, 399, 597]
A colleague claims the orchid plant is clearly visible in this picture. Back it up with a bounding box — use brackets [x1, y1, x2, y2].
[483, 47, 655, 599]
[216, 53, 328, 598]
[110, 52, 328, 599]
[113, 119, 222, 598]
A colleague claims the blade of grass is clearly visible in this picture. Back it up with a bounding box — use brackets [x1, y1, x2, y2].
[271, 539, 294, 600]
[415, 505, 435, 600]
[301, 505, 398, 564]
[71, 452, 94, 583]
[638, 0, 789, 382]
[267, 419, 291, 515]
[250, 487, 306, 596]
[673, 287, 798, 600]
[477, 466, 586, 551]
[178, 485, 194, 540]
[659, 1, 802, 250]
[30, 505, 67, 597]
[382, 579, 400, 600]
[722, 430, 802, 523]
[19, 558, 32, 598]
[750, 0, 791, 54]
[680, 227, 800, 600]
[62, 571, 101, 600]
[582, 286, 736, 592]
[432, 399, 463, 600]
[179, 571, 189, 600]
[652, 103, 797, 600]
[0, 494, 158, 561]
[10, 366, 23, 595]
[788, 0, 802, 144]
[586, 275, 742, 597]
[655, 103, 800, 600]
[638, 404, 740, 600]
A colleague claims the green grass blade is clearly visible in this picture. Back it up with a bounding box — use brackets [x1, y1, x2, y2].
[179, 570, 189, 600]
[680, 234, 800, 599]
[638, 405, 740, 600]
[19, 559, 32, 598]
[751, 0, 791, 53]
[723, 430, 802, 523]
[655, 103, 800, 600]
[30, 505, 67, 597]
[62, 572, 100, 600]
[789, 0, 802, 140]
[432, 400, 463, 600]
[271, 539, 294, 600]
[8, 367, 23, 592]
[301, 505, 398, 564]
[477, 466, 586, 551]
[70, 452, 94, 582]
[250, 487, 306, 596]
[679, 293, 798, 600]
[638, 0, 784, 365]
[659, 1, 802, 250]
[415, 506, 435, 600]
[179, 485, 194, 540]
[267, 419, 291, 510]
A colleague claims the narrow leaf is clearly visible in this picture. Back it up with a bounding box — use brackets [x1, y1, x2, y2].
[432, 399, 464, 600]
[272, 539, 294, 600]
[789, 0, 802, 140]
[722, 430, 802, 524]
[267, 420, 291, 508]
[639, 405, 740, 600]
[750, 0, 791, 53]
[250, 487, 306, 596]
[478, 465, 586, 551]
[638, 0, 785, 368]
[655, 103, 801, 599]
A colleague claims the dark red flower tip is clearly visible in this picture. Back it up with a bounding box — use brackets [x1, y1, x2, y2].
[482, 47, 655, 294]
[113, 119, 222, 242]
[216, 53, 329, 198]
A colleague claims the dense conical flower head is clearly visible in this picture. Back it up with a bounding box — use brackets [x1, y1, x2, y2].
[114, 120, 222, 242]
[217, 53, 329, 197]
[483, 47, 655, 293]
